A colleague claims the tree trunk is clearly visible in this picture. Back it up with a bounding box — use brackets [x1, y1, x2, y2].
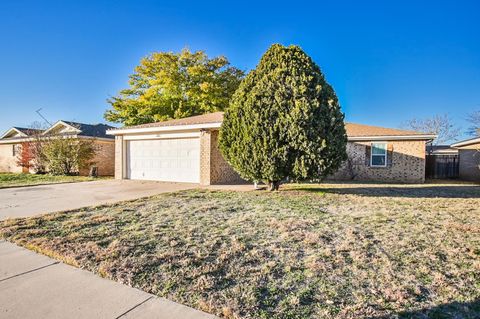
[268, 181, 281, 191]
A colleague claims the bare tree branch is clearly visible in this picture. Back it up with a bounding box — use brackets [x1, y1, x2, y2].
[402, 114, 460, 145]
[466, 110, 480, 136]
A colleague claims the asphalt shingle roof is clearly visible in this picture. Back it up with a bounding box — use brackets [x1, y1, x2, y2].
[12, 127, 45, 136]
[61, 121, 115, 139]
[344, 122, 430, 137]
[113, 112, 224, 130]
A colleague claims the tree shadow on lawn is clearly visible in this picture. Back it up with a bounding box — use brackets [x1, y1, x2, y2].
[289, 184, 480, 199]
[368, 299, 480, 319]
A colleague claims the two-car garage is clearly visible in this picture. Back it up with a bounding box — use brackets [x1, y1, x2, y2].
[107, 112, 243, 185]
[126, 138, 200, 183]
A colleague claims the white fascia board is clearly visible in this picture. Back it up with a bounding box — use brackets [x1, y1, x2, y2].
[107, 122, 222, 135]
[451, 137, 480, 148]
[348, 135, 437, 141]
[123, 132, 201, 141]
[76, 136, 115, 142]
[42, 120, 82, 135]
[41, 120, 63, 135]
[107, 123, 437, 141]
[0, 140, 23, 144]
[0, 127, 27, 139]
[0, 137, 30, 144]
[430, 149, 458, 155]
[0, 135, 78, 144]
[0, 134, 114, 144]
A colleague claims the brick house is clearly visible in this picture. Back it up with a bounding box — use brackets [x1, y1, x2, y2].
[330, 123, 435, 183]
[0, 121, 115, 176]
[107, 112, 436, 184]
[0, 127, 45, 173]
[451, 136, 480, 182]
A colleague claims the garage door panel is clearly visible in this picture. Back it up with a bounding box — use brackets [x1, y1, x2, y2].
[127, 138, 200, 183]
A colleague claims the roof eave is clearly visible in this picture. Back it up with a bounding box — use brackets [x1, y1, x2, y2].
[0, 134, 113, 144]
[42, 120, 82, 136]
[429, 150, 459, 155]
[0, 136, 38, 144]
[348, 134, 437, 141]
[107, 122, 223, 135]
[451, 137, 480, 148]
[0, 127, 28, 139]
[107, 124, 437, 141]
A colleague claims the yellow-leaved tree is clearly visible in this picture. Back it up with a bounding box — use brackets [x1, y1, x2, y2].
[104, 48, 244, 126]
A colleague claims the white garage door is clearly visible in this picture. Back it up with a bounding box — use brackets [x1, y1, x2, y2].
[126, 138, 200, 183]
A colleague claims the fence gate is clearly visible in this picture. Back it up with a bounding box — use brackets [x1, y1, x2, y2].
[425, 155, 459, 179]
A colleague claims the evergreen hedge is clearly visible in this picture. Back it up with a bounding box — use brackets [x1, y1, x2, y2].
[219, 44, 347, 190]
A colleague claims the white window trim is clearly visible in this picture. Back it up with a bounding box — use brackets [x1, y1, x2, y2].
[370, 142, 387, 167]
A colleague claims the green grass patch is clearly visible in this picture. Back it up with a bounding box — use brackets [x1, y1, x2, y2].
[1, 183, 479, 318]
[0, 173, 109, 188]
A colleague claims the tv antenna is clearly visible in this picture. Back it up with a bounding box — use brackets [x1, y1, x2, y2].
[35, 108, 52, 126]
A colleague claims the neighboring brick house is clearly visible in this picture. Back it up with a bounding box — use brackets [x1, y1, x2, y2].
[107, 112, 436, 184]
[451, 137, 480, 182]
[0, 121, 115, 176]
[0, 127, 44, 173]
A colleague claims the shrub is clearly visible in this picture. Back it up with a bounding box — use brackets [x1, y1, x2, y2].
[219, 44, 347, 190]
[29, 139, 48, 174]
[42, 137, 96, 175]
[15, 142, 34, 172]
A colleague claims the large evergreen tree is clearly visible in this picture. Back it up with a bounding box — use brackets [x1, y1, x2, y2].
[105, 48, 244, 126]
[219, 44, 347, 190]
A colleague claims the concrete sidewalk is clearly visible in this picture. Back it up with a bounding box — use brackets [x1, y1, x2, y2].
[0, 240, 217, 319]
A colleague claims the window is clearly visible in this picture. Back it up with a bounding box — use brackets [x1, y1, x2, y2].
[12, 145, 17, 157]
[371, 142, 387, 167]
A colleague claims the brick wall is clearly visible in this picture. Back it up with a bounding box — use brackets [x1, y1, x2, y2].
[114, 136, 124, 179]
[198, 132, 427, 184]
[330, 140, 427, 183]
[458, 149, 480, 181]
[0, 143, 22, 173]
[79, 139, 115, 176]
[199, 130, 211, 184]
[110, 127, 429, 184]
[200, 130, 245, 185]
[1, 139, 115, 176]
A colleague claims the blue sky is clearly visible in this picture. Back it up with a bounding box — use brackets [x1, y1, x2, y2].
[0, 0, 479, 140]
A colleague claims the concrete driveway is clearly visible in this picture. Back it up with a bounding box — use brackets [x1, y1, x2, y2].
[0, 180, 226, 318]
[0, 179, 197, 220]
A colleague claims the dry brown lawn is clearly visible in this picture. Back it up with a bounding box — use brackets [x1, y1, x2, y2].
[0, 173, 107, 189]
[1, 182, 479, 318]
